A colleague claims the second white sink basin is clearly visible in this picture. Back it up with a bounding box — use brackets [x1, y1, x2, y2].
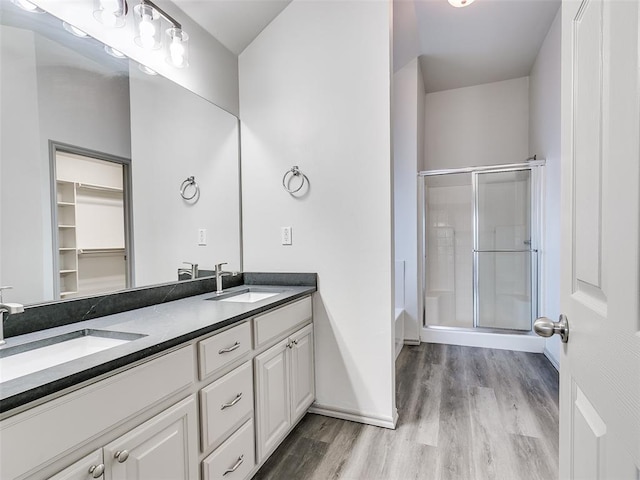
[0, 329, 145, 383]
[218, 292, 279, 303]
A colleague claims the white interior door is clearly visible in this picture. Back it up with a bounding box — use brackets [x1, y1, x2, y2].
[558, 0, 640, 478]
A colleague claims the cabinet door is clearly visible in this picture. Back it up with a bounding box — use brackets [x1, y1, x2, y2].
[48, 450, 104, 480]
[289, 324, 315, 422]
[254, 339, 290, 462]
[104, 397, 198, 480]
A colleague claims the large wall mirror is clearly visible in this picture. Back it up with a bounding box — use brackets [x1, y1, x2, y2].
[0, 1, 242, 305]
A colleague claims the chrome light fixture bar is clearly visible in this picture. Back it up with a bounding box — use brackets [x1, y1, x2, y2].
[133, 0, 189, 67]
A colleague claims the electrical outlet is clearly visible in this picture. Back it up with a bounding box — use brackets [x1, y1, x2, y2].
[198, 229, 207, 246]
[281, 226, 292, 245]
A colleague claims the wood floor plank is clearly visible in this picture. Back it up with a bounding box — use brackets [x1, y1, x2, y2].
[252, 343, 559, 480]
[482, 348, 544, 438]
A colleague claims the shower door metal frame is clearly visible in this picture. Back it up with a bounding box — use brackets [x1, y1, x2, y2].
[419, 160, 544, 333]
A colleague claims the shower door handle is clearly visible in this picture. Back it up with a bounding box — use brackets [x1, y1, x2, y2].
[534, 314, 569, 343]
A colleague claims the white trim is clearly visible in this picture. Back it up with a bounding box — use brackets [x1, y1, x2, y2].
[420, 327, 545, 353]
[404, 339, 420, 346]
[543, 347, 560, 371]
[309, 402, 397, 429]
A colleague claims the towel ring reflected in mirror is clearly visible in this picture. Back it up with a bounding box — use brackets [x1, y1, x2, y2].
[180, 176, 200, 201]
[282, 166, 309, 194]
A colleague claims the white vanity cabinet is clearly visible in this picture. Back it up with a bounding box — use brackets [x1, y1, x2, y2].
[103, 396, 198, 480]
[1, 293, 315, 480]
[47, 397, 198, 480]
[255, 323, 314, 463]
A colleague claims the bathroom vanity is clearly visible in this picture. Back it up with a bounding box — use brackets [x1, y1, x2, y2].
[0, 277, 316, 480]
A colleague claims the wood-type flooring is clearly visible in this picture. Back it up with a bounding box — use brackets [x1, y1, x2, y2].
[254, 343, 559, 480]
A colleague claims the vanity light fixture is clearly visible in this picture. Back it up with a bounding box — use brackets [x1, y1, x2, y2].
[448, 0, 476, 7]
[133, 1, 161, 49]
[10, 0, 44, 13]
[166, 27, 189, 68]
[94, 0, 128, 28]
[62, 21, 89, 38]
[133, 0, 189, 67]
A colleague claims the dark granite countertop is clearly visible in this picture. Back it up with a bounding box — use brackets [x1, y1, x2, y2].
[0, 283, 315, 415]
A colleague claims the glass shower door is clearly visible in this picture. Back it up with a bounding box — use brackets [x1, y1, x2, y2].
[474, 169, 535, 330]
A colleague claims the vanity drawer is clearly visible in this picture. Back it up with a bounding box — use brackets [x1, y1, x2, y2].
[253, 296, 312, 348]
[198, 322, 251, 379]
[200, 361, 253, 452]
[202, 418, 255, 480]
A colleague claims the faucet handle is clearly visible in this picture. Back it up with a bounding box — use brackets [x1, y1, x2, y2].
[215, 262, 228, 271]
[0, 286, 13, 303]
[183, 262, 196, 267]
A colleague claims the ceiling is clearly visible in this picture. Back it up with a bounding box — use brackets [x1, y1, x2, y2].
[413, 0, 561, 93]
[173, 0, 292, 55]
[174, 0, 560, 93]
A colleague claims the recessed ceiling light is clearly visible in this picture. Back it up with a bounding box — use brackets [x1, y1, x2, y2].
[448, 0, 476, 7]
[62, 22, 89, 38]
[138, 64, 158, 76]
[10, 0, 45, 13]
[104, 45, 127, 59]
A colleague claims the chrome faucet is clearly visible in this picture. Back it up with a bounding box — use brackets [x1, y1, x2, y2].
[214, 263, 236, 294]
[178, 262, 199, 280]
[0, 286, 24, 346]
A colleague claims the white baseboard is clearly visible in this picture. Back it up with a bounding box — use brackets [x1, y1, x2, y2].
[420, 327, 545, 353]
[543, 347, 560, 371]
[309, 402, 397, 429]
[403, 339, 420, 346]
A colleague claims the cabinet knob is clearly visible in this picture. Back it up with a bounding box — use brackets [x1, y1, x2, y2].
[114, 450, 129, 463]
[88, 464, 105, 478]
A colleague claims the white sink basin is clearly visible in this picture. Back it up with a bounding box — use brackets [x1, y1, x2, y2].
[218, 292, 279, 303]
[0, 329, 145, 383]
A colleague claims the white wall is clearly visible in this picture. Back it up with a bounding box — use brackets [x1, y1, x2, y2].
[239, 0, 396, 427]
[393, 58, 425, 343]
[424, 77, 530, 170]
[529, 10, 561, 368]
[0, 27, 45, 304]
[130, 67, 241, 285]
[32, 0, 239, 116]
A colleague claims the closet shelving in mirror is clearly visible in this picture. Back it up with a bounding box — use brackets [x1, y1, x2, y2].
[56, 181, 79, 297]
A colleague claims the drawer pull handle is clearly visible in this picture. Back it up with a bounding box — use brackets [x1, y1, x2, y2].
[221, 393, 243, 410]
[88, 464, 105, 478]
[223, 455, 244, 476]
[219, 342, 241, 354]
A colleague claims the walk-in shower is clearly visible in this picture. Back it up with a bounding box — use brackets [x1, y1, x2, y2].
[420, 161, 543, 334]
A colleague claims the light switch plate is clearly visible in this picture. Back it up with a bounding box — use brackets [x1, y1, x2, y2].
[281, 226, 292, 245]
[198, 229, 207, 246]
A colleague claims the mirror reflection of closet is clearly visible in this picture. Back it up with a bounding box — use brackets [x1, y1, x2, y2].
[52, 144, 132, 299]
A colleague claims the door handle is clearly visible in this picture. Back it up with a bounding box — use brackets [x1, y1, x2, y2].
[534, 314, 569, 343]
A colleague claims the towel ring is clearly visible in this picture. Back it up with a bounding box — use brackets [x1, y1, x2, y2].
[282, 166, 308, 194]
[180, 176, 199, 201]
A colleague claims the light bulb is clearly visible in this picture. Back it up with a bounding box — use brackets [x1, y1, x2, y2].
[169, 37, 185, 66]
[139, 15, 156, 48]
[94, 0, 126, 27]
